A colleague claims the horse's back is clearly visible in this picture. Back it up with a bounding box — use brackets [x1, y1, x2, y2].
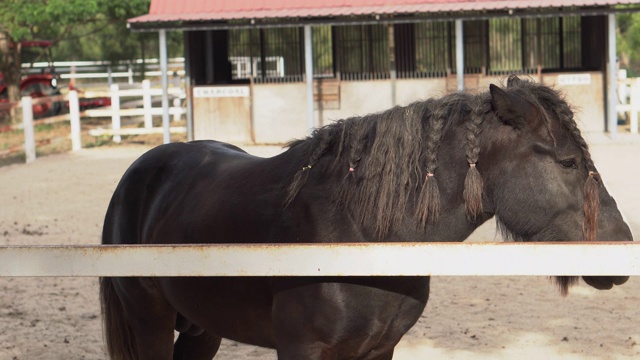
[102, 140, 264, 246]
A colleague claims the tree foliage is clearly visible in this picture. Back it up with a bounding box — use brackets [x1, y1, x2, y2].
[618, 12, 640, 76]
[0, 0, 181, 115]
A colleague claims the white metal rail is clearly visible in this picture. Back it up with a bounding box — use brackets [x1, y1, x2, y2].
[0, 242, 638, 277]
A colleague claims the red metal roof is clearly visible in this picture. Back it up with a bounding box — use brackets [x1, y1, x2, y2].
[129, 0, 639, 26]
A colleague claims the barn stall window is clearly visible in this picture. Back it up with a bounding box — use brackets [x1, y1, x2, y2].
[514, 16, 583, 73]
[335, 25, 390, 81]
[448, 20, 488, 75]
[488, 18, 525, 75]
[228, 28, 304, 83]
[398, 22, 450, 78]
[312, 25, 335, 78]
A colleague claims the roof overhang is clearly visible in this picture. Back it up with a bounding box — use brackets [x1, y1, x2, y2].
[128, 0, 640, 31]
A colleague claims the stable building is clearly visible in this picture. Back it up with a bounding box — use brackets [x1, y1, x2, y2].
[129, 0, 640, 144]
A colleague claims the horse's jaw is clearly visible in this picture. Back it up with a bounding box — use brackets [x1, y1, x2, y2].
[582, 275, 629, 290]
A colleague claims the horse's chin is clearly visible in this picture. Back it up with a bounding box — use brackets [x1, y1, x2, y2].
[554, 276, 629, 296]
[582, 276, 629, 290]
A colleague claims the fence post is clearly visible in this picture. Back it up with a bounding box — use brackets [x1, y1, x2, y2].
[69, 90, 81, 151]
[172, 98, 181, 122]
[110, 84, 121, 143]
[127, 64, 134, 85]
[21, 96, 36, 163]
[142, 80, 152, 128]
[631, 78, 639, 134]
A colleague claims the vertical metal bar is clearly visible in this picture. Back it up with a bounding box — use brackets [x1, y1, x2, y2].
[184, 32, 194, 141]
[607, 13, 618, 137]
[160, 29, 171, 144]
[69, 90, 81, 151]
[455, 19, 464, 92]
[388, 24, 396, 106]
[304, 25, 315, 132]
[559, 17, 565, 69]
[205, 31, 214, 84]
[21, 96, 35, 163]
[110, 84, 121, 143]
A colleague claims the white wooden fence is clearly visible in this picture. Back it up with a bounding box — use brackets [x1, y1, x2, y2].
[617, 77, 640, 133]
[18, 79, 186, 163]
[0, 242, 638, 277]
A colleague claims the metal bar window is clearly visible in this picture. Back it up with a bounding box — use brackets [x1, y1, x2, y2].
[335, 25, 390, 81]
[312, 26, 334, 78]
[413, 22, 449, 78]
[563, 16, 582, 69]
[488, 18, 524, 75]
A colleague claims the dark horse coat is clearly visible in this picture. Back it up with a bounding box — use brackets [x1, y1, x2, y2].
[101, 76, 632, 360]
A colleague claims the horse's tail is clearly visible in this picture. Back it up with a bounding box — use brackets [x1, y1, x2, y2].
[100, 276, 139, 360]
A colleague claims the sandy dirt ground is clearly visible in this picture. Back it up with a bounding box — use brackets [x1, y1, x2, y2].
[0, 135, 639, 360]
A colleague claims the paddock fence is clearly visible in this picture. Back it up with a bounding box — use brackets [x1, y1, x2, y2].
[0, 242, 638, 277]
[5, 79, 186, 163]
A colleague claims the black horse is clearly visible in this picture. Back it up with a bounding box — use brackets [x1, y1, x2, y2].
[100, 76, 632, 360]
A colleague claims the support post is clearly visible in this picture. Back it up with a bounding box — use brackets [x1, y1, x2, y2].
[607, 13, 618, 137]
[69, 90, 81, 151]
[142, 79, 153, 128]
[184, 32, 194, 141]
[21, 96, 35, 163]
[632, 79, 639, 134]
[110, 84, 121, 143]
[455, 19, 465, 92]
[304, 25, 315, 132]
[160, 29, 171, 144]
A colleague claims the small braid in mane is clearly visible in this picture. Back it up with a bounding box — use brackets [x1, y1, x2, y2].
[463, 96, 488, 222]
[555, 104, 600, 242]
[520, 81, 600, 242]
[416, 99, 442, 225]
[284, 125, 340, 206]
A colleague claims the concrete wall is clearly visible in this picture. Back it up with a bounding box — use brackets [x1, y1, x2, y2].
[192, 71, 606, 144]
[541, 72, 605, 133]
[252, 83, 308, 144]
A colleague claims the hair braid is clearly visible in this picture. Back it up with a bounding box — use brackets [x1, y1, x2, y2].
[557, 108, 600, 241]
[463, 97, 486, 222]
[284, 126, 338, 206]
[416, 100, 442, 225]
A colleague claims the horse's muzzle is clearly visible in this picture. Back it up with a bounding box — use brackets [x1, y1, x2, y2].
[582, 275, 629, 290]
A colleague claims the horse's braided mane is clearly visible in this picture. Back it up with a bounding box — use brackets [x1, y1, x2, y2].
[285, 89, 492, 237]
[285, 76, 597, 242]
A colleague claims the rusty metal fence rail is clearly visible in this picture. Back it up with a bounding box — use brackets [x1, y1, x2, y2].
[0, 242, 638, 277]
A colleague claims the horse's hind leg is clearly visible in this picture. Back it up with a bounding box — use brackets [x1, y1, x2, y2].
[173, 331, 222, 360]
[109, 278, 178, 360]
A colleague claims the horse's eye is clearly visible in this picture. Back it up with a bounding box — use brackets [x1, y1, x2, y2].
[559, 158, 578, 169]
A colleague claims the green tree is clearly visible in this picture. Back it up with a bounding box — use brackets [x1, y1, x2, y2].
[618, 12, 640, 76]
[0, 0, 153, 122]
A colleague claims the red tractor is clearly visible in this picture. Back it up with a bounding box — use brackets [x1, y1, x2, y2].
[0, 71, 62, 119]
[0, 41, 62, 119]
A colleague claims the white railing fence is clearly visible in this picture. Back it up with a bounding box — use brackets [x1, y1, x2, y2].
[617, 77, 640, 133]
[15, 79, 186, 163]
[23, 57, 185, 86]
[0, 242, 638, 277]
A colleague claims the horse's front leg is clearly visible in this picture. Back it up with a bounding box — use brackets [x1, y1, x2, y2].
[271, 278, 429, 360]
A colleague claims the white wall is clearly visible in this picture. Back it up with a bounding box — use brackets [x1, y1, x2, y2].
[193, 72, 606, 144]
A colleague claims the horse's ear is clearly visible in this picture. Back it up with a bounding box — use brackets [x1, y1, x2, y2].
[489, 84, 538, 129]
[507, 75, 523, 88]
